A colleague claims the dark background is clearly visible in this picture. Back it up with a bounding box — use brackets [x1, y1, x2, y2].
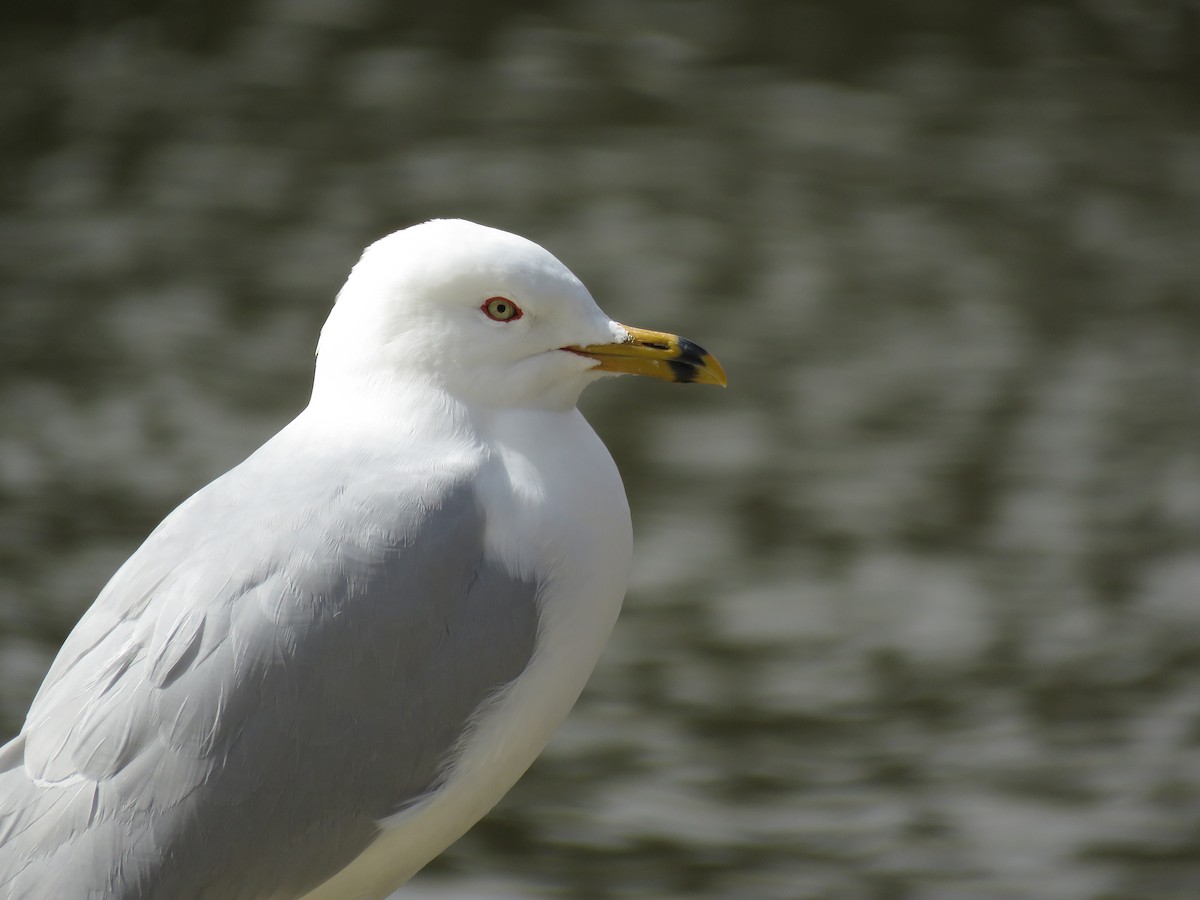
[2, 2, 1199, 897]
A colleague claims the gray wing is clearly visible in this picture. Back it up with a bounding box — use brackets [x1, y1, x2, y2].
[0, 428, 538, 899]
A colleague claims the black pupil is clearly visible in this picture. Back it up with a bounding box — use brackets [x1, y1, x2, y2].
[494, 302, 508, 316]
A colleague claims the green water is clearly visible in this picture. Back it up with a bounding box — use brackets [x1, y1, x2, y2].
[2, 2, 1199, 897]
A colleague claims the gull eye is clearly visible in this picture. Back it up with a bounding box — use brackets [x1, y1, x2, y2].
[482, 297, 522, 322]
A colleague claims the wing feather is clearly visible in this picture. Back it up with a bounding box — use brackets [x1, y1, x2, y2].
[0, 432, 539, 899]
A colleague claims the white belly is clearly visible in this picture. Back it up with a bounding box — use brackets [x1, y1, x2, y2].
[300, 409, 631, 900]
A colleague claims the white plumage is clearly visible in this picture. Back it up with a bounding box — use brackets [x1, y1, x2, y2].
[0, 219, 724, 899]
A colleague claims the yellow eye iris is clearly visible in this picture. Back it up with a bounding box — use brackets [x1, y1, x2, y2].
[483, 297, 522, 322]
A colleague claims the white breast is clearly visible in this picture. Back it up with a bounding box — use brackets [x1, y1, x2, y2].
[301, 408, 632, 900]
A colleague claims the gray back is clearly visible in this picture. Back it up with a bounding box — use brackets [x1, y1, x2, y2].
[0, 430, 539, 899]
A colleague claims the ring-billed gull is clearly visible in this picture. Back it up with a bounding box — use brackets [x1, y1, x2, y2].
[0, 219, 726, 899]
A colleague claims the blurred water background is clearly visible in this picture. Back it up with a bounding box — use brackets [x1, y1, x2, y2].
[2, 2, 1199, 897]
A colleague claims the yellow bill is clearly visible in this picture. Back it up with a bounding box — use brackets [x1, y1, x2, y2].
[565, 325, 727, 387]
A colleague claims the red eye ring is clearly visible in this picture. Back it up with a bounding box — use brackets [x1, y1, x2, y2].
[482, 297, 522, 322]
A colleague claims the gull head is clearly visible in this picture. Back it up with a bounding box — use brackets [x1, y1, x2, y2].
[315, 219, 725, 411]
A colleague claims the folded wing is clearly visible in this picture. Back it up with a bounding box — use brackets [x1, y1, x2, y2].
[0, 436, 538, 899]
